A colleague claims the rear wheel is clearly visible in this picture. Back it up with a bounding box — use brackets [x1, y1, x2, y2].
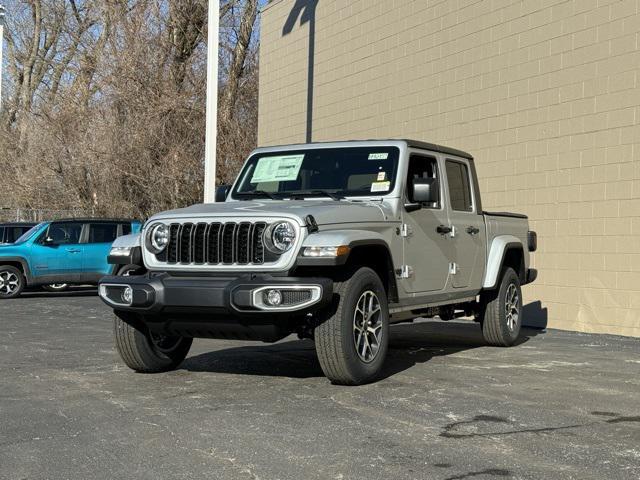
[314, 267, 389, 385]
[42, 283, 68, 292]
[0, 266, 25, 299]
[480, 267, 522, 346]
[114, 313, 192, 373]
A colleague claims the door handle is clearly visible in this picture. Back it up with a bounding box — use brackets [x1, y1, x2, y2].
[66, 248, 81, 253]
[466, 226, 480, 235]
[436, 225, 452, 235]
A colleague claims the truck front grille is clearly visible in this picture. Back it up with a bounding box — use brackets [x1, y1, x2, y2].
[162, 221, 268, 265]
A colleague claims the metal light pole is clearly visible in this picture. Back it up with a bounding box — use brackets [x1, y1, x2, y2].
[203, 0, 219, 203]
[0, 5, 5, 110]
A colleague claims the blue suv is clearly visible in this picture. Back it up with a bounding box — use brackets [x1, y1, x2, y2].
[0, 219, 141, 299]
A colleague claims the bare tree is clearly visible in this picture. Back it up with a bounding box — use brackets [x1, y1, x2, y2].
[0, 0, 261, 218]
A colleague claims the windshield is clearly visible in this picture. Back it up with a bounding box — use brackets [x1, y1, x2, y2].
[14, 223, 45, 244]
[232, 147, 400, 199]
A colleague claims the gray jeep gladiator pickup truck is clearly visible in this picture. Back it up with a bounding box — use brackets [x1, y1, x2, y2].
[99, 140, 537, 385]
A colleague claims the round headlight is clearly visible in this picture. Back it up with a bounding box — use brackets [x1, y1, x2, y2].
[147, 223, 169, 253]
[265, 221, 296, 253]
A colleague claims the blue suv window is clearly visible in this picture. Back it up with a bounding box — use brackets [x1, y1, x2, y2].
[88, 223, 119, 243]
[47, 223, 82, 244]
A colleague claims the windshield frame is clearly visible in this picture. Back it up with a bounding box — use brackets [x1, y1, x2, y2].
[230, 145, 403, 201]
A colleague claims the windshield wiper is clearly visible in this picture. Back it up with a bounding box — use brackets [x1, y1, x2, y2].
[290, 190, 344, 201]
[236, 190, 280, 200]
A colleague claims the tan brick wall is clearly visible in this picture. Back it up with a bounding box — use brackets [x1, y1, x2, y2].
[259, 0, 640, 337]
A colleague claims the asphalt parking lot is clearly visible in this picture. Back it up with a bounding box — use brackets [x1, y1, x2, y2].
[1, 292, 639, 480]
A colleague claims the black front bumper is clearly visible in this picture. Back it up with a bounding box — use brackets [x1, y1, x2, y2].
[99, 273, 333, 341]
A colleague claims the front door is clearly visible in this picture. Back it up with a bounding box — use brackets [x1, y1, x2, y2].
[30, 222, 84, 281]
[401, 153, 451, 294]
[444, 158, 486, 289]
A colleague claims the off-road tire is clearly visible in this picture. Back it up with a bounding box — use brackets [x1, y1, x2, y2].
[314, 267, 389, 385]
[0, 265, 25, 299]
[480, 267, 522, 346]
[114, 313, 193, 373]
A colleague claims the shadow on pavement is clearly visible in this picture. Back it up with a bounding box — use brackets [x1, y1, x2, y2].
[181, 321, 546, 381]
[21, 287, 97, 299]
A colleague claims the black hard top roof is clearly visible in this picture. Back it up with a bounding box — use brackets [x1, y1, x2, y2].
[258, 139, 474, 161]
[0, 222, 37, 227]
[402, 139, 473, 160]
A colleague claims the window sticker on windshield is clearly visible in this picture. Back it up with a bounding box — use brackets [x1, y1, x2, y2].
[250, 154, 304, 183]
[368, 153, 389, 160]
[377, 171, 386, 181]
[370, 181, 390, 192]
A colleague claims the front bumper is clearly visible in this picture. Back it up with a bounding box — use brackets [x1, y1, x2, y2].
[99, 273, 333, 342]
[98, 273, 333, 316]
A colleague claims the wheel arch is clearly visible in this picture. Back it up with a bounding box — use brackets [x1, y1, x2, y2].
[296, 230, 399, 303]
[0, 257, 33, 284]
[482, 236, 526, 290]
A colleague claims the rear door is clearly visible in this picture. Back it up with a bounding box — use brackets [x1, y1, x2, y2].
[29, 222, 84, 280]
[400, 152, 452, 294]
[444, 158, 486, 289]
[82, 223, 121, 279]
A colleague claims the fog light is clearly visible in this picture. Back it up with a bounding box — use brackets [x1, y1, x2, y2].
[122, 286, 133, 305]
[265, 289, 282, 306]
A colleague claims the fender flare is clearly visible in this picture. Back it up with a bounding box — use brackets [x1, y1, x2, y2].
[482, 235, 525, 289]
[299, 229, 392, 266]
[0, 256, 33, 284]
[107, 233, 143, 267]
[297, 229, 398, 301]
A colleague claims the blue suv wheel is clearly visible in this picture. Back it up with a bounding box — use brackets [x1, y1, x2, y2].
[0, 265, 25, 299]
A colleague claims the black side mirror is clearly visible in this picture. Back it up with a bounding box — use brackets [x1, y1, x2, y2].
[43, 236, 55, 246]
[405, 177, 439, 212]
[215, 185, 231, 203]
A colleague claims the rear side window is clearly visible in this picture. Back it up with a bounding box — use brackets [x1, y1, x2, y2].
[6, 227, 30, 243]
[446, 160, 473, 212]
[121, 223, 132, 236]
[88, 223, 119, 243]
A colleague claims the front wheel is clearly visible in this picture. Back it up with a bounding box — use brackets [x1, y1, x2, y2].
[314, 267, 389, 385]
[480, 267, 522, 346]
[0, 266, 25, 299]
[114, 313, 193, 373]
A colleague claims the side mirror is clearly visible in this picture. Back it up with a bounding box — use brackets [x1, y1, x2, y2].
[215, 184, 231, 203]
[43, 236, 55, 246]
[412, 177, 439, 203]
[405, 177, 439, 212]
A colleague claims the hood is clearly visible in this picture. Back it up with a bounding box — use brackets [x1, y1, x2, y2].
[0, 244, 22, 256]
[148, 200, 392, 226]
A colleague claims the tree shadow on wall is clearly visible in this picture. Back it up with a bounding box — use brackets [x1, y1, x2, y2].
[283, 0, 318, 143]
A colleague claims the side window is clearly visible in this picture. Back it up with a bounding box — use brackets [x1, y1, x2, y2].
[406, 155, 440, 208]
[7, 227, 27, 243]
[88, 223, 119, 243]
[445, 160, 473, 212]
[0, 227, 5, 242]
[48, 223, 82, 244]
[121, 223, 132, 236]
